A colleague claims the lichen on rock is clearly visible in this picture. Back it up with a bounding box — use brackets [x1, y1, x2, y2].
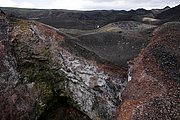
[0, 11, 127, 120]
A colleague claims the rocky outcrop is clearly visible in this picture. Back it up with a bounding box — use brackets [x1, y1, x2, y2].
[116, 22, 180, 120]
[0, 12, 127, 120]
[0, 10, 8, 38]
[0, 11, 40, 120]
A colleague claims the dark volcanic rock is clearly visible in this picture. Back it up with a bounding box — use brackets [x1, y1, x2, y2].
[0, 8, 131, 30]
[151, 6, 170, 15]
[0, 10, 8, 38]
[0, 11, 39, 120]
[116, 22, 180, 120]
[0, 7, 156, 30]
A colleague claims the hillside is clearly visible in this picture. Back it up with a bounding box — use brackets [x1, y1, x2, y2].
[0, 5, 180, 120]
[62, 21, 156, 67]
[0, 7, 164, 29]
[156, 4, 180, 22]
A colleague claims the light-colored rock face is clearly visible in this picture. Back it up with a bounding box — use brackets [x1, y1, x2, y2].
[0, 16, 127, 120]
[59, 51, 125, 119]
[29, 22, 127, 120]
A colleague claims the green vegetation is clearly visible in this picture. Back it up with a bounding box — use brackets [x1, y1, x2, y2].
[17, 58, 68, 116]
[15, 49, 81, 118]
[11, 18, 83, 118]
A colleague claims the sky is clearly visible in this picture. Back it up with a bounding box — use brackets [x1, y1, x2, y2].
[0, 0, 179, 10]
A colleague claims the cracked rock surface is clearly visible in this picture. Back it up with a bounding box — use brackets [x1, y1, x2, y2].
[0, 13, 127, 120]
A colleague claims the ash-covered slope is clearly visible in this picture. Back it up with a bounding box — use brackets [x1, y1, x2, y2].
[116, 22, 180, 120]
[62, 21, 156, 67]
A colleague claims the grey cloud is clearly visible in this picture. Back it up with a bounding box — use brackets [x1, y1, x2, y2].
[82, 0, 179, 10]
[87, 0, 179, 2]
[86, 0, 119, 2]
[1, 0, 179, 10]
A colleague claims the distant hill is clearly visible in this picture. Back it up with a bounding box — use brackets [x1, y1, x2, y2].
[0, 7, 162, 29]
[0, 7, 131, 29]
[156, 4, 180, 22]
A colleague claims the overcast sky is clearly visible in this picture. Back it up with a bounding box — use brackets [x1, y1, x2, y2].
[0, 0, 179, 10]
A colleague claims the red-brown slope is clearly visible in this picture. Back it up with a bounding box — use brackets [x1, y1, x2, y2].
[116, 22, 180, 120]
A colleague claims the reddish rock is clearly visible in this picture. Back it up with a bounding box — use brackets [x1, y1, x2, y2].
[116, 22, 180, 120]
[0, 13, 40, 120]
